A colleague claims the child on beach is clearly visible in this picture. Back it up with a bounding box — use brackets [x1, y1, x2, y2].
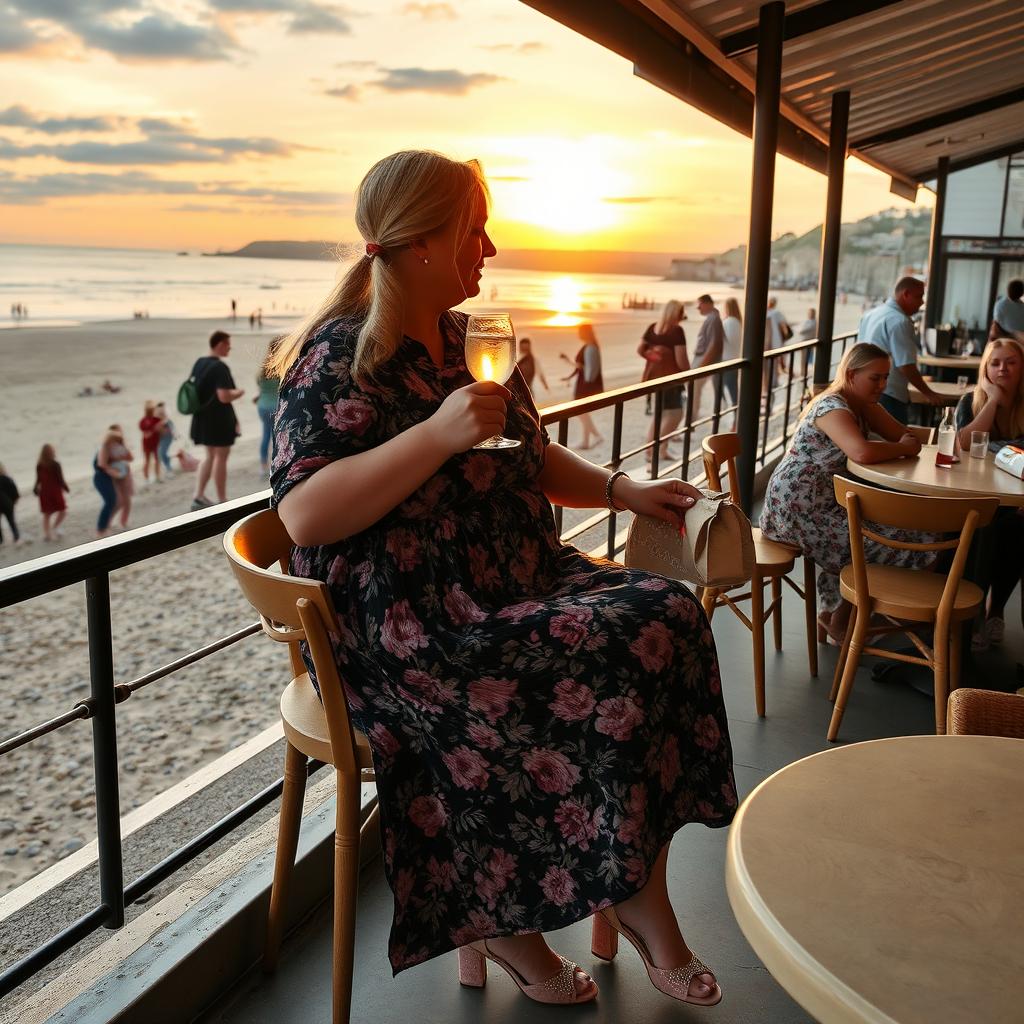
[155, 402, 176, 475]
[34, 444, 70, 541]
[139, 400, 163, 482]
[0, 464, 21, 544]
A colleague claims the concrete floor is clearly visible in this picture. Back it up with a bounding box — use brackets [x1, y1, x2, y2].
[199, 569, 1022, 1024]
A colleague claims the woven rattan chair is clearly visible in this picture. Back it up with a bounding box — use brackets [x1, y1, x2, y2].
[828, 479, 998, 741]
[223, 508, 374, 1024]
[948, 688, 1024, 738]
[701, 433, 818, 717]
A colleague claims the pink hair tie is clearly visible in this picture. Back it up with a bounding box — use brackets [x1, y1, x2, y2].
[365, 242, 382, 258]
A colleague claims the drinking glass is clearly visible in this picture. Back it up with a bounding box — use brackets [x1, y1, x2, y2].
[970, 430, 989, 459]
[464, 313, 521, 450]
[956, 374, 970, 391]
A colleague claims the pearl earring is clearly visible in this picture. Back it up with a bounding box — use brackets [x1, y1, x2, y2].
[422, 257, 429, 265]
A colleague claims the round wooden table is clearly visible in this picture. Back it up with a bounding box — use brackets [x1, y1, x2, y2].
[916, 353, 981, 372]
[909, 380, 968, 405]
[847, 445, 1024, 507]
[726, 735, 1024, 1024]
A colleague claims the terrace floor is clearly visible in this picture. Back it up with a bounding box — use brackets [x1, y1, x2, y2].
[200, 566, 1023, 1024]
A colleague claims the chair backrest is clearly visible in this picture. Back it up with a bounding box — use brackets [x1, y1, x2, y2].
[223, 508, 360, 773]
[832, 477, 998, 621]
[702, 432, 741, 502]
[948, 688, 1024, 739]
[905, 424, 935, 445]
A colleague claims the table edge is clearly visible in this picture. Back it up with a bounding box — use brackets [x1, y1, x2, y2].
[846, 454, 1024, 506]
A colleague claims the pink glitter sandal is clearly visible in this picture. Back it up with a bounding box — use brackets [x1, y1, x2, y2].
[458, 939, 598, 1004]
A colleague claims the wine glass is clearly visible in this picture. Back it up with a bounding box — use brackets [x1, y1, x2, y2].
[464, 313, 521, 450]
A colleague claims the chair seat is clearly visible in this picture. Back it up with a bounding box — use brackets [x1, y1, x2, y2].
[753, 528, 798, 576]
[281, 672, 373, 769]
[839, 564, 984, 623]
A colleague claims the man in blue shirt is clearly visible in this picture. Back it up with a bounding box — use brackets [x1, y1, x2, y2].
[857, 277, 943, 422]
[992, 278, 1024, 340]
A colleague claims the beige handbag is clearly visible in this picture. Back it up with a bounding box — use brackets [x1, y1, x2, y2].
[624, 489, 754, 588]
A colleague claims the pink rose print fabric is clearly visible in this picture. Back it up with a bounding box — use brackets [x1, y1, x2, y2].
[271, 312, 737, 974]
[760, 393, 934, 612]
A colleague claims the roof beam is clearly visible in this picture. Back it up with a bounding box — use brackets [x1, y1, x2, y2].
[908, 135, 1024, 183]
[852, 87, 1024, 149]
[720, 0, 904, 58]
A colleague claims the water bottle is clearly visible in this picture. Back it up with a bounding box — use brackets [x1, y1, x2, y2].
[935, 406, 957, 468]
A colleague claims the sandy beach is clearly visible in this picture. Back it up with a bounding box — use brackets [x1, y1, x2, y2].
[0, 292, 864, 896]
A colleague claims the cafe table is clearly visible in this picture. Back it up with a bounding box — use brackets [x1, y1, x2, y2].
[908, 380, 967, 405]
[725, 735, 1024, 1023]
[915, 353, 981, 372]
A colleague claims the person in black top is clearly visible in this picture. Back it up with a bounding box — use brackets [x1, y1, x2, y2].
[189, 330, 244, 510]
[0, 465, 20, 543]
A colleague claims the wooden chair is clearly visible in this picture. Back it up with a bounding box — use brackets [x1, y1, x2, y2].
[223, 509, 374, 1024]
[701, 433, 818, 717]
[828, 479, 998, 740]
[948, 688, 1024, 738]
[905, 424, 935, 445]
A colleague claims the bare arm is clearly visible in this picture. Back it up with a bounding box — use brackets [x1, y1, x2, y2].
[816, 409, 920, 463]
[862, 401, 912, 442]
[216, 386, 245, 403]
[956, 382, 1005, 447]
[674, 344, 690, 372]
[898, 363, 943, 404]
[278, 382, 507, 547]
[97, 444, 112, 473]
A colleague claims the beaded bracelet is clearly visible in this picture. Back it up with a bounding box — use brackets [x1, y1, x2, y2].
[605, 470, 629, 512]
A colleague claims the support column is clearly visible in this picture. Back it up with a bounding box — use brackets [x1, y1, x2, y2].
[737, 1, 785, 513]
[924, 155, 949, 329]
[814, 90, 850, 388]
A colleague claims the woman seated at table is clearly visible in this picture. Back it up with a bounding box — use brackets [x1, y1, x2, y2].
[954, 337, 1024, 648]
[761, 342, 932, 642]
[270, 150, 736, 1007]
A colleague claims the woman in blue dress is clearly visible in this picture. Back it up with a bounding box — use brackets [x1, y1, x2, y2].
[270, 150, 736, 1007]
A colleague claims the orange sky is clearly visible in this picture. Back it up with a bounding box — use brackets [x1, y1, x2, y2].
[0, 1, 932, 254]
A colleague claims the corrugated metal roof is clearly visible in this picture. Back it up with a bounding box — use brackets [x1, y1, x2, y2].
[640, 0, 1024, 187]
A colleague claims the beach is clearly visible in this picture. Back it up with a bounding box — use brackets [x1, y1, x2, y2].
[0, 293, 865, 896]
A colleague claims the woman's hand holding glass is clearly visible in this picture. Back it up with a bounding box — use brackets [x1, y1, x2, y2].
[427, 382, 509, 455]
[615, 477, 700, 526]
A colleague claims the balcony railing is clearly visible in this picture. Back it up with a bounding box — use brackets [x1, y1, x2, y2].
[0, 331, 853, 1001]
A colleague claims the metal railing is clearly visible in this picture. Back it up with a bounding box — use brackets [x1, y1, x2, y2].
[0, 330, 854, 999]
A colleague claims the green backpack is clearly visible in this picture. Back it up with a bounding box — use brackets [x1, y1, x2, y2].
[177, 362, 214, 415]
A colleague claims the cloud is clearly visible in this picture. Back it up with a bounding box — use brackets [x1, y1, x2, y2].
[324, 84, 360, 101]
[400, 2, 456, 19]
[480, 41, 545, 54]
[335, 58, 374, 69]
[0, 10, 42, 53]
[0, 105, 124, 134]
[5, 0, 238, 62]
[372, 67, 503, 96]
[0, 168, 346, 207]
[206, 0, 353, 34]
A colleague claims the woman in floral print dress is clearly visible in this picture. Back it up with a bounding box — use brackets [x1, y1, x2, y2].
[269, 151, 736, 1007]
[760, 342, 933, 641]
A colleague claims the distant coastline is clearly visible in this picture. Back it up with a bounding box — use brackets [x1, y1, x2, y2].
[207, 240, 705, 277]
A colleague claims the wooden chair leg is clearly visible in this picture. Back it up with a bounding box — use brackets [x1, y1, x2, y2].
[333, 770, 361, 1024]
[803, 559, 818, 678]
[701, 586, 718, 621]
[751, 572, 766, 717]
[949, 623, 963, 699]
[828, 606, 868, 742]
[933, 624, 950, 736]
[265, 741, 308, 973]
[771, 577, 783, 651]
[829, 607, 856, 703]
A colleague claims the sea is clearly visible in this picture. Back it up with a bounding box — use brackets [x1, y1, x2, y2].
[0, 242, 757, 327]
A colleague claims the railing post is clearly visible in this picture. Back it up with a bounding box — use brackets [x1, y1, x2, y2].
[737, 0, 785, 513]
[606, 403, 624, 557]
[650, 390, 664, 478]
[815, 89, 850, 387]
[924, 155, 949, 330]
[86, 573, 125, 928]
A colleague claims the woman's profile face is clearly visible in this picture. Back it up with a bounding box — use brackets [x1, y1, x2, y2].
[846, 358, 890, 404]
[987, 345, 1022, 392]
[431, 189, 495, 307]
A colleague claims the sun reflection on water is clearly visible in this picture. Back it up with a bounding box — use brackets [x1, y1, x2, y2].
[544, 275, 583, 327]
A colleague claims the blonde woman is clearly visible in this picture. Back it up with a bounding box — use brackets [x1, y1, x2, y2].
[637, 300, 688, 471]
[760, 343, 931, 641]
[270, 151, 734, 1006]
[954, 337, 1024, 646]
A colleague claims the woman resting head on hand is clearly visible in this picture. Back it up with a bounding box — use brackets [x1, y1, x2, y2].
[266, 150, 736, 1007]
[760, 343, 935, 642]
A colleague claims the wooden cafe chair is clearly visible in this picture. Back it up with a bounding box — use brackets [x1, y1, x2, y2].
[701, 433, 818, 717]
[828, 479, 998, 741]
[223, 508, 375, 1024]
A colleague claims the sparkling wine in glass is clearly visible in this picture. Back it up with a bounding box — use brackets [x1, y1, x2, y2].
[465, 313, 521, 450]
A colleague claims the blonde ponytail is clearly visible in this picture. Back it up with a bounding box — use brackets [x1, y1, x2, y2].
[267, 150, 488, 383]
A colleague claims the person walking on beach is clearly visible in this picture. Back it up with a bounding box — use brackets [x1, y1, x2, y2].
[256, 336, 282, 477]
[560, 322, 604, 449]
[231, 298, 237, 321]
[638, 300, 688, 473]
[93, 427, 122, 538]
[797, 307, 817, 376]
[34, 444, 69, 542]
[105, 425, 134, 530]
[720, 297, 742, 421]
[139, 400, 163, 483]
[516, 337, 548, 394]
[155, 402, 176, 475]
[692, 294, 726, 416]
[0, 465, 21, 544]
[189, 330, 244, 510]
[764, 296, 791, 390]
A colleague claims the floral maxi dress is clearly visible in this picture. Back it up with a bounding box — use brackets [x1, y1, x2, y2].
[271, 313, 737, 974]
[760, 393, 933, 612]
